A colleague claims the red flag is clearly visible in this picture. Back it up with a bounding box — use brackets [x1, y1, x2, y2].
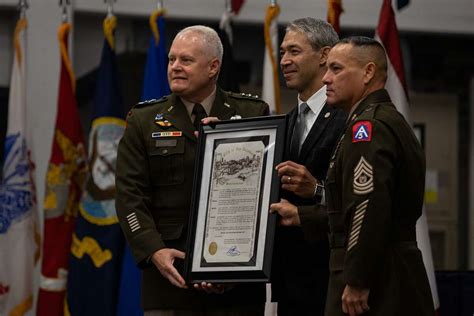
[327, 0, 343, 34]
[37, 22, 87, 316]
[231, 0, 245, 15]
[375, 1, 440, 314]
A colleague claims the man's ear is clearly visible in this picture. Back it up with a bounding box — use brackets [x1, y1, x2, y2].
[363, 62, 376, 84]
[209, 59, 220, 78]
[319, 46, 331, 66]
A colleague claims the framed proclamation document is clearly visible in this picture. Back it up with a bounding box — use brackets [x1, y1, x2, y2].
[184, 115, 286, 284]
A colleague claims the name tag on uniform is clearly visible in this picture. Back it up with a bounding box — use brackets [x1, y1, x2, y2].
[155, 139, 177, 147]
[152, 131, 182, 138]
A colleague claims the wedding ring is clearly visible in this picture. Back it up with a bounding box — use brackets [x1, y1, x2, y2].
[288, 176, 292, 184]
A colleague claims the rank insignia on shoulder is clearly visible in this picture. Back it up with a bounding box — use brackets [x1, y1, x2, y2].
[352, 121, 372, 143]
[152, 131, 182, 138]
[155, 120, 173, 127]
[137, 98, 157, 106]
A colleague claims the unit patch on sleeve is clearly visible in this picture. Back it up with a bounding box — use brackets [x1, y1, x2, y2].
[352, 121, 372, 143]
[353, 156, 374, 195]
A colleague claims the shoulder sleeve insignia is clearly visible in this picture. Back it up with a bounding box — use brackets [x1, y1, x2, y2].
[352, 121, 372, 143]
[353, 156, 374, 195]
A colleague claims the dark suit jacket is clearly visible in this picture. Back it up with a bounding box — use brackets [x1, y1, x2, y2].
[116, 88, 269, 310]
[271, 102, 346, 314]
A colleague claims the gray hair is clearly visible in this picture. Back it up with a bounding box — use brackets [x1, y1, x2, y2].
[286, 18, 339, 51]
[175, 25, 223, 64]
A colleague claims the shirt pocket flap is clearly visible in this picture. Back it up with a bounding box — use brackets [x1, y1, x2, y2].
[149, 138, 185, 156]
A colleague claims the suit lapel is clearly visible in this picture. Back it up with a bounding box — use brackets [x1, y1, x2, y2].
[299, 103, 334, 161]
[163, 94, 196, 142]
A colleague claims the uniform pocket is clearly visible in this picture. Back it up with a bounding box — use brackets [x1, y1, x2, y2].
[148, 137, 185, 186]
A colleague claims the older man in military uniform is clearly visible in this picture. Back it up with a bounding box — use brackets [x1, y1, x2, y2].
[320, 36, 434, 316]
[116, 25, 269, 315]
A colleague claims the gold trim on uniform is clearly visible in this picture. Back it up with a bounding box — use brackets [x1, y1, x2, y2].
[353, 156, 374, 195]
[347, 199, 369, 251]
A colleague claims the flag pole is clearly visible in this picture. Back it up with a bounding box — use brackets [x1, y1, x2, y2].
[59, 0, 70, 23]
[225, 0, 232, 13]
[156, 0, 164, 11]
[104, 0, 116, 18]
[17, 0, 29, 18]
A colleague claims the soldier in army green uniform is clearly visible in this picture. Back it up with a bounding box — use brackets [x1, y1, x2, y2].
[116, 26, 268, 315]
[321, 37, 434, 316]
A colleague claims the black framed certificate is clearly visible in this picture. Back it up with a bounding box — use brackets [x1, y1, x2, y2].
[184, 115, 286, 283]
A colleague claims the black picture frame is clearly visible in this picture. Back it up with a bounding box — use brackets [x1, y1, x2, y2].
[184, 115, 286, 284]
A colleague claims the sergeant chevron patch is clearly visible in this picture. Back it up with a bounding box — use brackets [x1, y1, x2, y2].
[353, 156, 374, 195]
[127, 212, 141, 232]
[347, 199, 369, 252]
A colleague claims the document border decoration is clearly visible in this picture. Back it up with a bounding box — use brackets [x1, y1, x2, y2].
[185, 115, 286, 283]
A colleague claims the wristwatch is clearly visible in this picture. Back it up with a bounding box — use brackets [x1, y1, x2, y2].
[313, 180, 325, 198]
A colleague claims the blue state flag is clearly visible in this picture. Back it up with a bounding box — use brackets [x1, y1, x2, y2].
[116, 10, 169, 316]
[66, 15, 126, 316]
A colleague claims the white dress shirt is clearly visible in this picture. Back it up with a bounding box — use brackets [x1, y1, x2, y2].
[297, 85, 327, 146]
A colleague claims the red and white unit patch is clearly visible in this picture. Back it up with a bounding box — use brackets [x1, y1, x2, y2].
[352, 121, 372, 143]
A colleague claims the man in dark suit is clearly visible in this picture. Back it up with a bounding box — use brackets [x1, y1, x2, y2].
[269, 18, 346, 315]
[321, 36, 433, 316]
[116, 25, 269, 315]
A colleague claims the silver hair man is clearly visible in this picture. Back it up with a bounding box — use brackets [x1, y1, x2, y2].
[286, 17, 339, 50]
[174, 25, 223, 64]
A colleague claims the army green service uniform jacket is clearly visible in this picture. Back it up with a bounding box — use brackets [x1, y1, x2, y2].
[324, 89, 434, 316]
[115, 88, 269, 310]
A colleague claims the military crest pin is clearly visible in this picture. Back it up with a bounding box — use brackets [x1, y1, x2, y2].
[155, 120, 173, 127]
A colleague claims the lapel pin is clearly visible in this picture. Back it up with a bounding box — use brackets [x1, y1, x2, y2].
[324, 112, 331, 118]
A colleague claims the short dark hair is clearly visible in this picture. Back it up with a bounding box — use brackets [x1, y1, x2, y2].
[337, 36, 388, 76]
